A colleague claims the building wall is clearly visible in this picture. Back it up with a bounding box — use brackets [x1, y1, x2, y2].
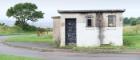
[52, 16, 61, 44]
[103, 13, 123, 46]
[103, 27, 123, 46]
[59, 13, 123, 47]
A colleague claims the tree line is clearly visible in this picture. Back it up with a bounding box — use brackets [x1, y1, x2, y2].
[123, 17, 140, 26]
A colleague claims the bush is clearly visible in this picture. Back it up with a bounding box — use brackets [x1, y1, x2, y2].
[22, 25, 37, 31]
[15, 21, 37, 31]
[131, 20, 137, 26]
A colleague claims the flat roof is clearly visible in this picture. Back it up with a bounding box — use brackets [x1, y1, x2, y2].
[58, 9, 125, 13]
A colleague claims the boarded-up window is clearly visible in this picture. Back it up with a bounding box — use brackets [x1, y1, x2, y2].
[108, 15, 116, 27]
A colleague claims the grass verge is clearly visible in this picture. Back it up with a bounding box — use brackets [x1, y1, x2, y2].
[0, 54, 41, 60]
[72, 46, 125, 53]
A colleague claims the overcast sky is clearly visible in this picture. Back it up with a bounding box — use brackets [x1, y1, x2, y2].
[0, 0, 140, 27]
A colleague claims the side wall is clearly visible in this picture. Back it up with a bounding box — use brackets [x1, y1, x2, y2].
[52, 17, 61, 44]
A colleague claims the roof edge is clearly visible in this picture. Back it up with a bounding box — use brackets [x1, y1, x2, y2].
[58, 9, 125, 13]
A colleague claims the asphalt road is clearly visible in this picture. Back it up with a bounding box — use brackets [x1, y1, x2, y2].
[0, 36, 140, 60]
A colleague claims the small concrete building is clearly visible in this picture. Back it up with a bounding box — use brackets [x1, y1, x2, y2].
[52, 9, 125, 47]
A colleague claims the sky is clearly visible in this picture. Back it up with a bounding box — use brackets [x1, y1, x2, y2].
[0, 0, 140, 27]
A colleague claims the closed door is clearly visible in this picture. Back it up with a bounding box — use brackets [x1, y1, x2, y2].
[65, 18, 76, 45]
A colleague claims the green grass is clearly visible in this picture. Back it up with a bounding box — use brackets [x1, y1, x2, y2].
[124, 35, 140, 49]
[6, 32, 53, 44]
[0, 25, 41, 35]
[0, 26, 23, 35]
[0, 54, 41, 60]
[123, 25, 140, 49]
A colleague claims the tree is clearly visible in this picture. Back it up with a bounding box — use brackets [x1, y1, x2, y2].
[6, 3, 44, 31]
[131, 20, 137, 26]
[123, 17, 130, 25]
[136, 17, 140, 24]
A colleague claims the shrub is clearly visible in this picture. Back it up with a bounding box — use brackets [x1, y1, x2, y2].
[15, 21, 37, 32]
[22, 24, 37, 31]
[131, 20, 137, 26]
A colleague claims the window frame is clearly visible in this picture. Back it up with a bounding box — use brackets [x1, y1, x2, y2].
[86, 15, 93, 27]
[108, 15, 116, 27]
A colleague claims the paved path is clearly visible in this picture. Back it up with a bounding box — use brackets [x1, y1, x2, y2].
[0, 36, 140, 60]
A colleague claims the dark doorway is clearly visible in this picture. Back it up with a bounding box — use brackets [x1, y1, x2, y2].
[65, 18, 76, 45]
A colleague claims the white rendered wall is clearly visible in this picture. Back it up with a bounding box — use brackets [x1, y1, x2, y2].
[77, 26, 123, 46]
[77, 23, 100, 47]
[103, 27, 123, 46]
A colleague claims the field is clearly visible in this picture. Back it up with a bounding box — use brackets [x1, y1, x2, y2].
[124, 35, 140, 48]
[6, 32, 53, 44]
[0, 26, 23, 35]
[123, 25, 140, 49]
[0, 54, 40, 60]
